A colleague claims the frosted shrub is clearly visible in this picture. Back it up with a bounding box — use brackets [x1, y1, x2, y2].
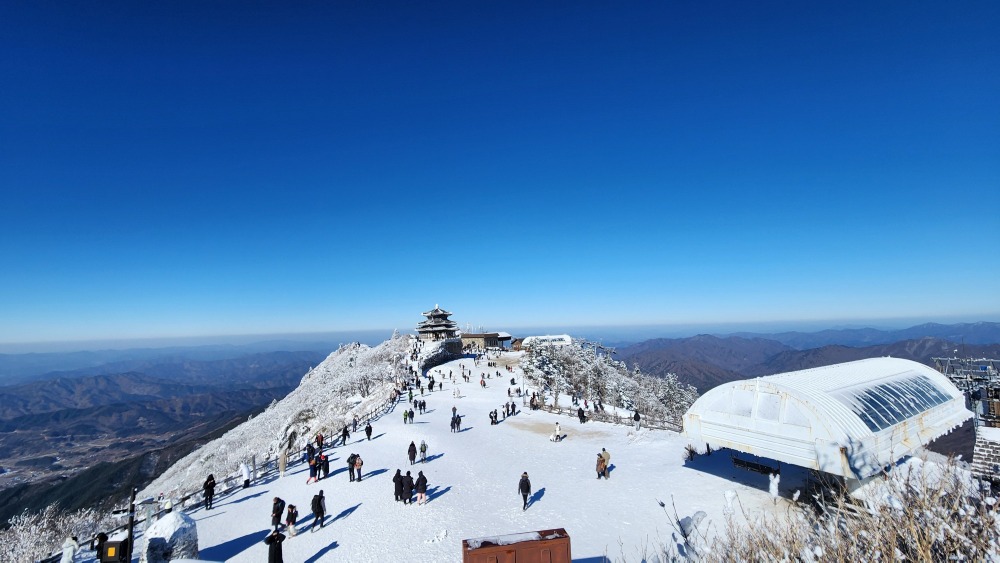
[713, 458, 999, 562]
[0, 505, 117, 563]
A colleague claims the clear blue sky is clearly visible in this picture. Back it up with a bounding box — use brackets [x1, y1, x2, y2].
[2, 1, 998, 345]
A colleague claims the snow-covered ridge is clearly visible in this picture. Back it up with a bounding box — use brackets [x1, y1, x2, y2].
[140, 334, 410, 498]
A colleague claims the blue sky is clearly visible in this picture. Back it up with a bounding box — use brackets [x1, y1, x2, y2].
[1, 1, 998, 346]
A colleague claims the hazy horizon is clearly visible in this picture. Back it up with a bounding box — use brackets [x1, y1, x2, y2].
[2, 314, 996, 354]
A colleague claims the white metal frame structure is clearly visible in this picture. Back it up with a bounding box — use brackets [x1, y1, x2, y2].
[683, 358, 971, 482]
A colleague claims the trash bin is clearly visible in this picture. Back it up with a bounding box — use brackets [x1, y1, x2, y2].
[101, 539, 128, 562]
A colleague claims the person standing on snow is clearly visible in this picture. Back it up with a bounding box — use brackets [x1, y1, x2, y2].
[419, 440, 428, 463]
[320, 452, 330, 480]
[354, 454, 364, 481]
[271, 497, 286, 531]
[340, 426, 350, 447]
[311, 490, 326, 531]
[393, 469, 404, 501]
[596, 453, 607, 479]
[306, 456, 318, 484]
[59, 536, 79, 563]
[365, 423, 373, 440]
[347, 453, 357, 482]
[264, 529, 285, 563]
[518, 472, 532, 511]
[408, 441, 417, 465]
[415, 471, 428, 505]
[203, 474, 216, 510]
[285, 505, 299, 537]
[555, 422, 561, 437]
[402, 470, 415, 504]
[600, 448, 611, 479]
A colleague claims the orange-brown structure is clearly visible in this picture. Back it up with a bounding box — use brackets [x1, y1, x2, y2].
[462, 528, 571, 563]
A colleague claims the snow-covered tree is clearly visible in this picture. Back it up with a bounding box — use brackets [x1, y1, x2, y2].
[519, 340, 698, 427]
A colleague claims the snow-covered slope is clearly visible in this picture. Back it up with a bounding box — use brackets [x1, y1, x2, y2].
[135, 342, 790, 562]
[141, 335, 410, 499]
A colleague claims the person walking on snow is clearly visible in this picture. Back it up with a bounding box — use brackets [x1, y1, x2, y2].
[601, 448, 611, 479]
[518, 472, 532, 511]
[340, 426, 350, 446]
[415, 471, 428, 505]
[403, 410, 409, 424]
[285, 505, 298, 537]
[596, 453, 607, 479]
[408, 441, 417, 465]
[310, 491, 326, 531]
[59, 536, 78, 563]
[419, 440, 428, 463]
[365, 423, 373, 440]
[271, 497, 286, 531]
[633, 410, 641, 430]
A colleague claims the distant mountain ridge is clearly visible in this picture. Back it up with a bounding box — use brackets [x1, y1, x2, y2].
[725, 321, 1000, 349]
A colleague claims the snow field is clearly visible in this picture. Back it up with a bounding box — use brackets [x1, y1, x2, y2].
[183, 353, 782, 562]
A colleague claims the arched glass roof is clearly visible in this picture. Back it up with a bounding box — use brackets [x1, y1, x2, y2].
[683, 357, 972, 480]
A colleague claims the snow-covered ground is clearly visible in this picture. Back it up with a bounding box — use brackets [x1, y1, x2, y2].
[131, 352, 797, 562]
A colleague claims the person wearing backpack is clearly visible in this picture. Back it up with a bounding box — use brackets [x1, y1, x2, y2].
[310, 491, 326, 531]
[419, 440, 428, 463]
[347, 453, 357, 482]
[354, 454, 364, 481]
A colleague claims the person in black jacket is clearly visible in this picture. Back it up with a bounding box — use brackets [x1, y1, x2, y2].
[347, 453, 357, 482]
[518, 472, 531, 511]
[407, 441, 417, 465]
[311, 491, 326, 531]
[203, 474, 216, 510]
[271, 497, 285, 530]
[264, 529, 285, 563]
[320, 453, 330, 480]
[393, 469, 403, 501]
[365, 423, 373, 441]
[401, 471, 414, 505]
[415, 471, 428, 505]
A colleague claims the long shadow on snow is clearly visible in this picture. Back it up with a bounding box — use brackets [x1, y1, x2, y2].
[369, 433, 387, 441]
[426, 485, 452, 503]
[362, 468, 388, 479]
[200, 528, 269, 561]
[219, 491, 268, 508]
[330, 503, 361, 524]
[304, 540, 340, 563]
[527, 487, 546, 508]
[459, 426, 474, 432]
[423, 453, 445, 464]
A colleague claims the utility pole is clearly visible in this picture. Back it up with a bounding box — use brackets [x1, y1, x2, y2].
[126, 487, 138, 563]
